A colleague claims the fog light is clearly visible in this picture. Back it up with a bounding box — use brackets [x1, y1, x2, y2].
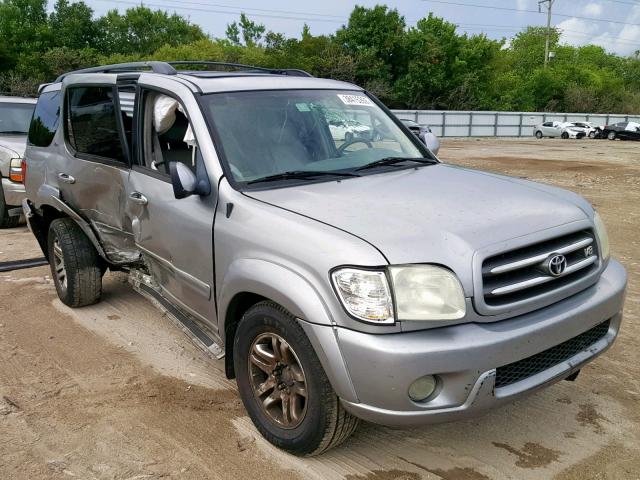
[408, 375, 437, 402]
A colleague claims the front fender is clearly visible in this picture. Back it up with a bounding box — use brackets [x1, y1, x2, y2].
[218, 258, 359, 402]
[219, 258, 335, 327]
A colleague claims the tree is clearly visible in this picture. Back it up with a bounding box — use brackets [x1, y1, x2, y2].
[49, 0, 96, 50]
[0, 0, 49, 71]
[225, 13, 265, 47]
[95, 6, 205, 56]
[335, 5, 407, 102]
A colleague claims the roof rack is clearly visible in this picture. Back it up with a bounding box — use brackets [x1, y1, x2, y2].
[166, 61, 313, 77]
[55, 60, 313, 83]
[55, 61, 177, 82]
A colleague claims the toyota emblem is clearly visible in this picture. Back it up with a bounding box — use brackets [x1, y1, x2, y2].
[546, 254, 567, 276]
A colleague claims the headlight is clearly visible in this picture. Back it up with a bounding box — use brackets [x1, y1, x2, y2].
[593, 212, 610, 261]
[389, 265, 465, 320]
[331, 265, 466, 324]
[331, 268, 394, 324]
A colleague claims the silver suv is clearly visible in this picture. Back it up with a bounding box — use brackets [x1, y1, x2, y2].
[0, 96, 36, 227]
[23, 62, 627, 455]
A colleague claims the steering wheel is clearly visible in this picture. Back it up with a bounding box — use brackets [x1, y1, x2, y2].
[337, 138, 373, 155]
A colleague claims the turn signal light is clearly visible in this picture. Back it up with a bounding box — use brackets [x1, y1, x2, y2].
[9, 158, 24, 183]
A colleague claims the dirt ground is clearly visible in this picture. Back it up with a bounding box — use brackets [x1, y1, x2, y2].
[0, 137, 638, 480]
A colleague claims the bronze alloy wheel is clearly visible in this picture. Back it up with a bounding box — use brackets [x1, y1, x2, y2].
[52, 237, 68, 292]
[248, 332, 308, 429]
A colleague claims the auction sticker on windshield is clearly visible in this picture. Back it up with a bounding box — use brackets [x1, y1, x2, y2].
[337, 94, 375, 107]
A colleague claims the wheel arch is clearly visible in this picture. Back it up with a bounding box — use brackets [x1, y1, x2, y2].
[218, 259, 358, 402]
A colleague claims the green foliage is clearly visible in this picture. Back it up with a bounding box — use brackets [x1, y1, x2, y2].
[1, 2, 639, 114]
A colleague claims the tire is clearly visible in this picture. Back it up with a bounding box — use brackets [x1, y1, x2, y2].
[47, 218, 102, 307]
[234, 301, 359, 456]
[588, 131, 595, 139]
[561, 132, 569, 139]
[608, 131, 616, 140]
[535, 130, 543, 139]
[0, 186, 20, 229]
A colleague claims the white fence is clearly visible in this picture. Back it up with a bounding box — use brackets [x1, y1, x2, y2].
[391, 110, 640, 137]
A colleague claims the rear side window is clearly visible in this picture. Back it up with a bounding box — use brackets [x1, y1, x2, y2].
[65, 86, 125, 163]
[28, 91, 60, 147]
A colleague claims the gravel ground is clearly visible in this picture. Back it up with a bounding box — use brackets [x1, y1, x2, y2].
[0, 137, 638, 480]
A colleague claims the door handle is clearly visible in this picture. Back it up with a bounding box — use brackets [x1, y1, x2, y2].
[129, 191, 148, 206]
[58, 172, 76, 184]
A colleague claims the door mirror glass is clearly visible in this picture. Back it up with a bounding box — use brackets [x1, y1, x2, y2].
[170, 161, 200, 199]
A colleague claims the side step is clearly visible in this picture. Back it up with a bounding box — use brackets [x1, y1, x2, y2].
[129, 270, 225, 360]
[0, 257, 48, 273]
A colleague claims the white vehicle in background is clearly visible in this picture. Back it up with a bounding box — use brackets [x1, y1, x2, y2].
[328, 118, 371, 142]
[534, 121, 586, 139]
[572, 122, 600, 139]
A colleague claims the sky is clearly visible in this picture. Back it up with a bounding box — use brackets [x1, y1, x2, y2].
[77, 0, 640, 57]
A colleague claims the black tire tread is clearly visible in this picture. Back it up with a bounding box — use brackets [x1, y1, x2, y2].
[237, 301, 359, 456]
[49, 218, 102, 307]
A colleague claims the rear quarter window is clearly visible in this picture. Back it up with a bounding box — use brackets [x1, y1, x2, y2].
[65, 86, 125, 163]
[28, 91, 61, 147]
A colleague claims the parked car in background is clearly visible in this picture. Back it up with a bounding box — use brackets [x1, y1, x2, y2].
[0, 96, 36, 227]
[534, 121, 586, 139]
[572, 122, 601, 139]
[400, 119, 440, 155]
[328, 117, 371, 142]
[23, 61, 626, 456]
[601, 121, 640, 141]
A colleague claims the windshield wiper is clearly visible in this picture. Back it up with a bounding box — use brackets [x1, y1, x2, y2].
[355, 156, 438, 171]
[246, 170, 360, 185]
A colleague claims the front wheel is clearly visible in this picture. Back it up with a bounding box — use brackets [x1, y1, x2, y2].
[607, 131, 616, 140]
[234, 301, 358, 456]
[561, 132, 569, 139]
[588, 131, 596, 138]
[535, 130, 543, 139]
[48, 218, 103, 307]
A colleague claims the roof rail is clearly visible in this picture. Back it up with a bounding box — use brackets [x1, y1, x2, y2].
[167, 61, 313, 77]
[55, 61, 177, 83]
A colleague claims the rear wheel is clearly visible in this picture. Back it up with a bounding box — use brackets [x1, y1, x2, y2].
[535, 131, 543, 139]
[0, 186, 20, 229]
[607, 131, 616, 140]
[561, 132, 569, 139]
[47, 218, 102, 307]
[234, 301, 358, 456]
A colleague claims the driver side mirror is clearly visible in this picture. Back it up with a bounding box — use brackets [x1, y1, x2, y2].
[169, 162, 210, 199]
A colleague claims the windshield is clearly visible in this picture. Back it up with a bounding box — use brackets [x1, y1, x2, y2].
[0, 102, 35, 134]
[201, 89, 428, 186]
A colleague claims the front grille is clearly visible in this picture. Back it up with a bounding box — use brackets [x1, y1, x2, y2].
[482, 230, 599, 308]
[495, 319, 610, 388]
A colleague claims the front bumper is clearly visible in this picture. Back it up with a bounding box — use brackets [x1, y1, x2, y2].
[318, 259, 626, 427]
[566, 131, 586, 139]
[1, 177, 27, 209]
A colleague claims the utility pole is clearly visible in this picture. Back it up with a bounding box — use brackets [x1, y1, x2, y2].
[539, 0, 556, 67]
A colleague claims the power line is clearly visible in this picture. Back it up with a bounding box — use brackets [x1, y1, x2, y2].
[95, 0, 348, 24]
[421, 0, 640, 27]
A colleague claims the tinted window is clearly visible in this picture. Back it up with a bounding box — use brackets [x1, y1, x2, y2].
[0, 101, 35, 135]
[66, 86, 125, 162]
[28, 92, 60, 147]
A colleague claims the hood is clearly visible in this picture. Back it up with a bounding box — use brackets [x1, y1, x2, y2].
[0, 135, 27, 158]
[247, 164, 591, 293]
